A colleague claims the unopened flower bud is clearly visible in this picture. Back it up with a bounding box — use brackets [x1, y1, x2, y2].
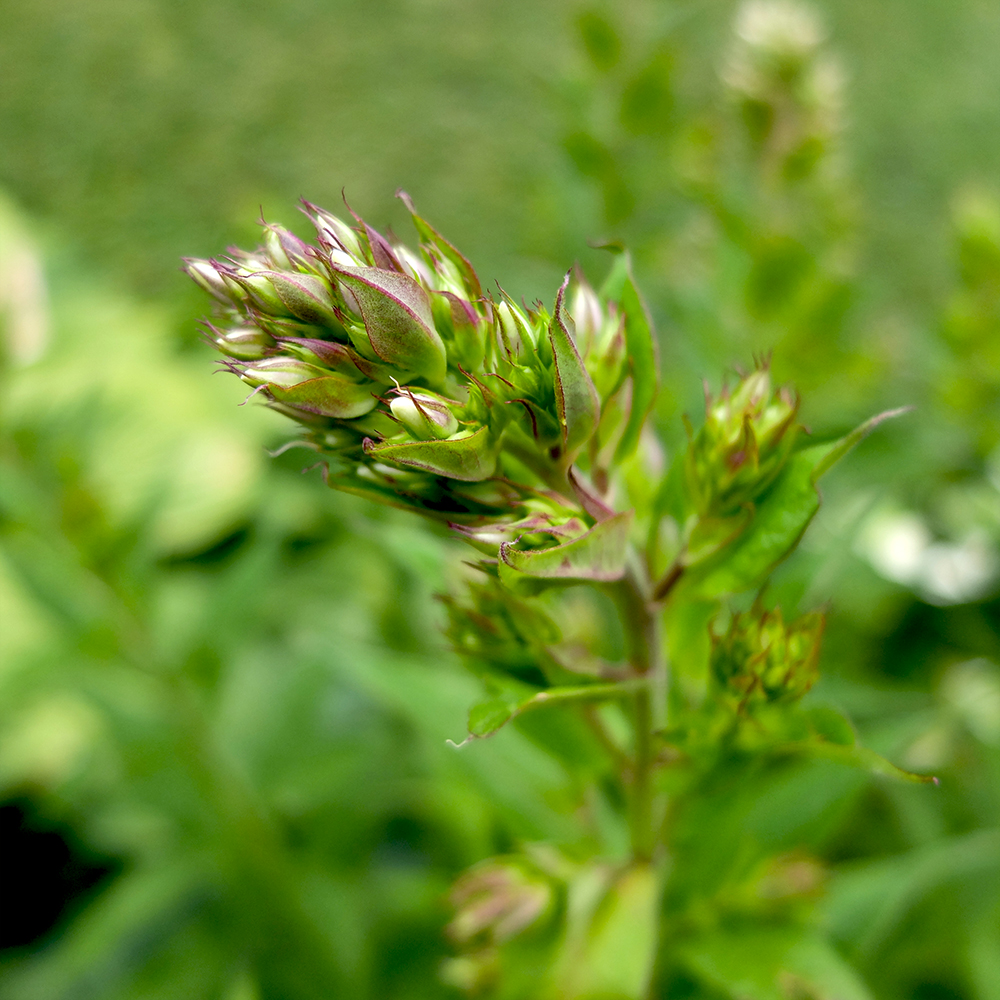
[256, 270, 340, 327]
[448, 859, 553, 946]
[712, 606, 824, 706]
[389, 388, 460, 440]
[263, 224, 315, 272]
[304, 203, 367, 264]
[239, 357, 329, 388]
[569, 276, 603, 357]
[211, 324, 274, 360]
[495, 300, 533, 359]
[183, 258, 233, 304]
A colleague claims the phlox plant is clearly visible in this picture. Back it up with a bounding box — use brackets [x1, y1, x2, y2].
[186, 191, 934, 999]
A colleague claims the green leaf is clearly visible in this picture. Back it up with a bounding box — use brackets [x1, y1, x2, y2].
[613, 263, 659, 463]
[577, 10, 621, 72]
[804, 740, 939, 785]
[550, 274, 601, 462]
[681, 927, 875, 1000]
[364, 425, 499, 481]
[329, 264, 447, 383]
[499, 510, 633, 587]
[684, 409, 908, 598]
[555, 863, 660, 999]
[450, 679, 647, 746]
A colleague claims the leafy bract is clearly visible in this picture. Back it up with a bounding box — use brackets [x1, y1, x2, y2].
[364, 425, 499, 481]
[550, 275, 600, 461]
[267, 375, 378, 419]
[329, 264, 447, 383]
[498, 510, 634, 592]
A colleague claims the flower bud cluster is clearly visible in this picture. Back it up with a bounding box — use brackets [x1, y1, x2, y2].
[711, 605, 824, 707]
[685, 366, 800, 518]
[188, 194, 650, 526]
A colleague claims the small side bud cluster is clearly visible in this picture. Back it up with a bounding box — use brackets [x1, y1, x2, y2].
[711, 606, 824, 707]
[685, 365, 800, 518]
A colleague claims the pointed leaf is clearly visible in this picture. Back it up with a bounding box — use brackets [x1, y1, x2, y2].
[550, 274, 600, 460]
[613, 262, 658, 462]
[329, 264, 446, 383]
[364, 425, 498, 481]
[499, 510, 633, 583]
[449, 679, 647, 746]
[397, 189, 483, 298]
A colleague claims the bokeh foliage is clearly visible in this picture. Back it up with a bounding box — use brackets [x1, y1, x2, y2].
[1, 1, 999, 999]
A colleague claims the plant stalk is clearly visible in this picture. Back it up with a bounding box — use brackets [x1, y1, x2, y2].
[617, 560, 666, 862]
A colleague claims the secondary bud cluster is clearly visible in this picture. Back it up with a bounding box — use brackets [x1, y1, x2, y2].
[188, 194, 653, 525]
[685, 366, 800, 517]
[711, 606, 824, 706]
[723, 0, 843, 176]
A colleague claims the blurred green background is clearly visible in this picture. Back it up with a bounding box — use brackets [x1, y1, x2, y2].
[0, 1, 998, 998]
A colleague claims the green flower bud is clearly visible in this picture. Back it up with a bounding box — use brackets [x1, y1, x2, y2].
[389, 387, 460, 440]
[303, 202, 368, 266]
[239, 358, 377, 419]
[569, 273, 603, 358]
[254, 270, 340, 327]
[686, 366, 799, 517]
[225, 268, 287, 315]
[711, 606, 824, 706]
[238, 357, 329, 388]
[210, 324, 274, 360]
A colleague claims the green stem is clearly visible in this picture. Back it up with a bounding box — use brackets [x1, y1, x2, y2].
[615, 559, 666, 862]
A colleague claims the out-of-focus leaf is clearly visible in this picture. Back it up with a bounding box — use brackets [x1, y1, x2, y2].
[613, 262, 658, 463]
[553, 863, 659, 999]
[453, 679, 646, 746]
[680, 927, 875, 1000]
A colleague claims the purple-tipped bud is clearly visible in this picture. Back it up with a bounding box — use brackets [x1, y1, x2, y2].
[303, 203, 367, 265]
[255, 270, 340, 327]
[263, 224, 315, 272]
[448, 859, 553, 946]
[569, 275, 604, 357]
[183, 258, 233, 304]
[389, 388, 461, 440]
[238, 357, 329, 388]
